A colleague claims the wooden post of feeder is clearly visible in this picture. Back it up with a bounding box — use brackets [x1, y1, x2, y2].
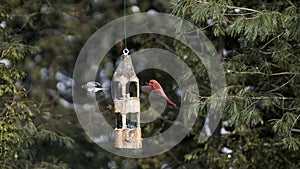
[112, 52, 142, 149]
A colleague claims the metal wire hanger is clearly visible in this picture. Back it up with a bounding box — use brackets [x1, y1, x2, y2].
[123, 0, 129, 56]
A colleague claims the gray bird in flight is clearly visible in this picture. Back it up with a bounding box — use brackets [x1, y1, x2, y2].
[82, 81, 109, 93]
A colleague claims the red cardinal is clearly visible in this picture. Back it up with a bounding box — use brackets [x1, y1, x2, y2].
[142, 79, 177, 107]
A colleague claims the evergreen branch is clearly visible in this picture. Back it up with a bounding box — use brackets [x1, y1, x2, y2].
[286, 0, 296, 8]
[199, 95, 296, 100]
[261, 32, 284, 49]
[193, 1, 261, 13]
[290, 114, 300, 135]
[221, 5, 261, 13]
[155, 40, 177, 54]
[224, 12, 256, 16]
[229, 71, 300, 76]
[18, 12, 38, 31]
[244, 141, 284, 148]
[0, 107, 7, 116]
[258, 50, 273, 55]
[267, 74, 296, 93]
[270, 142, 284, 147]
[1, 96, 17, 119]
[241, 99, 259, 113]
[291, 128, 300, 133]
[183, 23, 215, 34]
[269, 72, 300, 76]
[273, 104, 299, 111]
[200, 22, 216, 30]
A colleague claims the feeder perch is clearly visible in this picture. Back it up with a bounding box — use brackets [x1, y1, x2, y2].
[112, 53, 142, 149]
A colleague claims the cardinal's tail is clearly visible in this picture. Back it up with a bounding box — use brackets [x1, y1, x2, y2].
[165, 97, 177, 107]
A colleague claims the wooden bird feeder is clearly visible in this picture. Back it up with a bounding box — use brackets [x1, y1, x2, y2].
[112, 52, 142, 149]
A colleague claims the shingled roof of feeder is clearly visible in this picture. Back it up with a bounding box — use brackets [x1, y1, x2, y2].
[112, 55, 138, 83]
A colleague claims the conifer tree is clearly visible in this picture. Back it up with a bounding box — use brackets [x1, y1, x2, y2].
[0, 3, 73, 168]
[170, 0, 300, 168]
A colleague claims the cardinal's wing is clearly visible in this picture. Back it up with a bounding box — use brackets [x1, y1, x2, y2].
[141, 85, 153, 94]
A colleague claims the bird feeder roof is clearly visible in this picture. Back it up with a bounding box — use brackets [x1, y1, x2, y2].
[112, 54, 138, 84]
